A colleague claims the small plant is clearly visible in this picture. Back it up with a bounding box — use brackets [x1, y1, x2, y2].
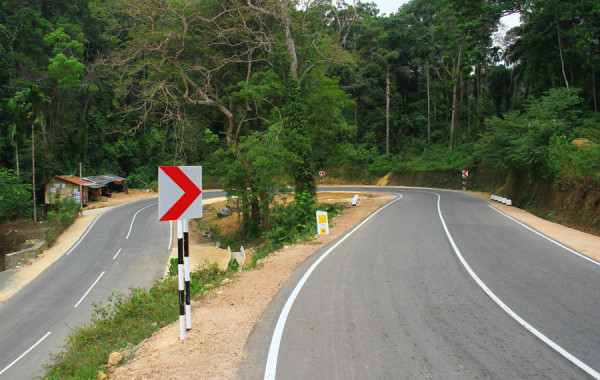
[227, 258, 239, 271]
[44, 228, 56, 244]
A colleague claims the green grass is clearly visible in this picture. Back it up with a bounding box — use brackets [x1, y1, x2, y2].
[42, 263, 231, 379]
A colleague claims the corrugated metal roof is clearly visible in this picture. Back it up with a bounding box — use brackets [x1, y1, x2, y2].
[83, 174, 126, 187]
[55, 175, 94, 186]
[54, 174, 125, 188]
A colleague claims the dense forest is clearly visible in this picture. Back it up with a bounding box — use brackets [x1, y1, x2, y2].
[2, 0, 600, 234]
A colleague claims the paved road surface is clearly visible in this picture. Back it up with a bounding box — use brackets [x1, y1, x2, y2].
[0, 191, 225, 380]
[240, 187, 600, 379]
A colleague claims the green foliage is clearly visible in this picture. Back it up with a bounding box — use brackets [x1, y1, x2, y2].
[476, 88, 585, 180]
[548, 136, 600, 181]
[47, 198, 79, 227]
[44, 197, 80, 244]
[227, 258, 239, 272]
[47, 53, 84, 90]
[0, 168, 32, 222]
[282, 77, 316, 197]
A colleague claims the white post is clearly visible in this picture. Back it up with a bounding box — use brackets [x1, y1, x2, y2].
[183, 219, 192, 331]
[177, 220, 185, 340]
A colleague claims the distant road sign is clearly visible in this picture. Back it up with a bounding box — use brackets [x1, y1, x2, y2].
[319, 171, 325, 177]
[158, 166, 202, 221]
[462, 170, 469, 179]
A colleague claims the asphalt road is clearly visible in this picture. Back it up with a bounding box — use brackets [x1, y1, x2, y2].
[0, 190, 224, 380]
[240, 187, 600, 379]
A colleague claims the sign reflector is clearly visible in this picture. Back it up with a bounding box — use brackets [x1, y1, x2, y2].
[158, 166, 202, 221]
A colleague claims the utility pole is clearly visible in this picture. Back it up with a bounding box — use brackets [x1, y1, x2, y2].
[79, 162, 83, 216]
[32, 122, 36, 222]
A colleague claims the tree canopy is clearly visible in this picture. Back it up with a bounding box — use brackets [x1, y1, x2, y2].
[1, 0, 599, 233]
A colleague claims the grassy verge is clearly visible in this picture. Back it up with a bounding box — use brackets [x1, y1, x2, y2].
[42, 263, 233, 379]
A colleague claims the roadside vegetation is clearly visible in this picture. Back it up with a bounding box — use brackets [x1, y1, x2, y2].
[43, 262, 232, 379]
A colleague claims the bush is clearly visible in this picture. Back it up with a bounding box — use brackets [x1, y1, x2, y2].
[47, 198, 79, 228]
[548, 136, 600, 181]
[0, 168, 32, 222]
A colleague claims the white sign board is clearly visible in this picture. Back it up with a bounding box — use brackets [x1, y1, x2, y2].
[158, 166, 203, 221]
[316, 211, 329, 235]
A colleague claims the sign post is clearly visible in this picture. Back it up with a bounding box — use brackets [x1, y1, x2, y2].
[318, 171, 325, 185]
[461, 170, 469, 191]
[159, 166, 203, 340]
[183, 219, 191, 331]
[176, 220, 185, 340]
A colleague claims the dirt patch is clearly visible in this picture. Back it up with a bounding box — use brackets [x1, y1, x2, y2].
[375, 172, 392, 186]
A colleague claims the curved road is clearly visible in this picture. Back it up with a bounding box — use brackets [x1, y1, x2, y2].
[0, 191, 225, 380]
[240, 187, 600, 379]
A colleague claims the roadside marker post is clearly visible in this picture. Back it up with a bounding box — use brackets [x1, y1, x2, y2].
[462, 170, 469, 190]
[158, 166, 203, 340]
[316, 211, 329, 235]
[177, 220, 185, 340]
[183, 219, 191, 331]
[319, 170, 325, 185]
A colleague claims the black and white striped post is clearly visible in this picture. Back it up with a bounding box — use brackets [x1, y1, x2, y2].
[158, 165, 203, 341]
[177, 220, 185, 340]
[183, 219, 192, 331]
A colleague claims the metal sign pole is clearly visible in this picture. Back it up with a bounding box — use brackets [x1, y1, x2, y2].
[183, 219, 192, 331]
[177, 220, 185, 340]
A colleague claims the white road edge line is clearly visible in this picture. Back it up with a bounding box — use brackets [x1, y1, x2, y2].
[126, 202, 157, 240]
[489, 205, 600, 267]
[438, 194, 600, 379]
[0, 331, 52, 376]
[112, 248, 122, 261]
[65, 212, 104, 256]
[264, 195, 403, 380]
[74, 271, 105, 308]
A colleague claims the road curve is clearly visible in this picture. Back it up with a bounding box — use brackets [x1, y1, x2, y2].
[0, 198, 169, 379]
[240, 187, 600, 379]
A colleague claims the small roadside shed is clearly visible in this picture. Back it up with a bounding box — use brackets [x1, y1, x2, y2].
[44, 174, 127, 205]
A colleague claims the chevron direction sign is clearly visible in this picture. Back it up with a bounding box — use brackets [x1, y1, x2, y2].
[158, 166, 203, 221]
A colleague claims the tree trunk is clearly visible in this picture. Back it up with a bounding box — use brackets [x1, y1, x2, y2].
[449, 39, 466, 150]
[15, 145, 19, 173]
[281, 0, 298, 78]
[427, 59, 431, 144]
[593, 58, 597, 113]
[32, 123, 36, 222]
[555, 3, 569, 91]
[386, 64, 391, 155]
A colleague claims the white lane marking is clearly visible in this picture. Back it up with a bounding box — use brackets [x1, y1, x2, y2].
[66, 213, 104, 256]
[264, 195, 403, 380]
[438, 194, 600, 379]
[112, 248, 122, 260]
[126, 202, 157, 240]
[489, 205, 600, 267]
[74, 272, 105, 308]
[0, 331, 52, 376]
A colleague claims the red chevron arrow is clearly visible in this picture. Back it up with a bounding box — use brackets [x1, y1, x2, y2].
[159, 166, 202, 221]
